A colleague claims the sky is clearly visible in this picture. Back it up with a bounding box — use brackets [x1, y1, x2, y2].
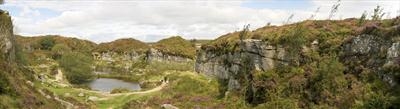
[0, 0, 399, 43]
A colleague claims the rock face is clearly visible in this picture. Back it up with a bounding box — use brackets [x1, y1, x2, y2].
[341, 34, 399, 86]
[195, 39, 287, 90]
[146, 48, 192, 62]
[161, 104, 179, 109]
[94, 48, 192, 63]
[196, 28, 400, 89]
[93, 51, 145, 62]
[0, 10, 15, 62]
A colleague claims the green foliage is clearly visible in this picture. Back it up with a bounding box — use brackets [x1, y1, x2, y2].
[279, 25, 308, 65]
[0, 72, 11, 95]
[255, 98, 298, 109]
[360, 91, 394, 109]
[59, 52, 94, 84]
[40, 37, 55, 50]
[14, 43, 29, 65]
[239, 24, 250, 45]
[310, 57, 347, 105]
[51, 43, 71, 59]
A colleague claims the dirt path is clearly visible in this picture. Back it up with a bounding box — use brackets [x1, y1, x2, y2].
[55, 69, 63, 81]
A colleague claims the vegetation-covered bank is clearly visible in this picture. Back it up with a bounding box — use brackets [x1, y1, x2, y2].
[0, 9, 63, 108]
[196, 10, 400, 108]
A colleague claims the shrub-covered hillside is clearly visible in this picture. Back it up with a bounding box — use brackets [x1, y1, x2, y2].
[16, 35, 97, 53]
[153, 36, 196, 59]
[0, 10, 62, 109]
[196, 16, 400, 108]
[203, 18, 400, 54]
[94, 38, 150, 53]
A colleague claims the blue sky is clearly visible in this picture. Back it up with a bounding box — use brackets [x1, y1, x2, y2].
[1, 0, 399, 43]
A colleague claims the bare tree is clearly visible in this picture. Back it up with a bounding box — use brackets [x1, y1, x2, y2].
[371, 5, 385, 20]
[284, 14, 294, 24]
[0, 0, 4, 5]
[308, 6, 321, 20]
[328, 0, 341, 20]
[358, 11, 367, 26]
[239, 24, 250, 44]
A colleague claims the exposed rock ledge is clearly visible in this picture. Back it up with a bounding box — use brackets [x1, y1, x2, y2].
[93, 48, 192, 63]
[195, 39, 288, 90]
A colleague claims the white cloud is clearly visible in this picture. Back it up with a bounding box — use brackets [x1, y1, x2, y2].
[3, 0, 400, 43]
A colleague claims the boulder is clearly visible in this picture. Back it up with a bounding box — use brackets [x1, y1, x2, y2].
[78, 93, 84, 97]
[161, 104, 179, 109]
[88, 96, 98, 101]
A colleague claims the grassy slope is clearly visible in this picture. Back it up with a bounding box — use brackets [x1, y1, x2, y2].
[153, 36, 196, 59]
[0, 61, 63, 108]
[196, 17, 400, 108]
[16, 35, 97, 53]
[94, 38, 150, 53]
[202, 18, 399, 53]
[121, 71, 248, 109]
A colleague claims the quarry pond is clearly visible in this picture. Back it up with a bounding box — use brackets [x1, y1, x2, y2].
[88, 78, 141, 92]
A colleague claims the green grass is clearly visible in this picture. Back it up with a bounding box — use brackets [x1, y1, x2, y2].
[121, 71, 250, 109]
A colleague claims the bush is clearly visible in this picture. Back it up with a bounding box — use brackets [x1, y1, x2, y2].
[59, 52, 94, 84]
[51, 44, 71, 59]
[40, 37, 55, 50]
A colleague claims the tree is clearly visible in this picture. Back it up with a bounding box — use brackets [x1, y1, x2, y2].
[0, 0, 4, 5]
[371, 5, 385, 21]
[279, 25, 307, 66]
[284, 14, 294, 24]
[40, 37, 55, 50]
[311, 57, 347, 105]
[358, 11, 368, 26]
[239, 24, 250, 52]
[308, 7, 321, 20]
[59, 52, 94, 84]
[328, 0, 341, 20]
[51, 44, 71, 59]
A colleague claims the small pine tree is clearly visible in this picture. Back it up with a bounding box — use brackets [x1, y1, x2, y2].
[40, 37, 55, 50]
[358, 11, 368, 26]
[371, 5, 385, 20]
[328, 0, 341, 20]
[284, 14, 294, 24]
[239, 24, 250, 47]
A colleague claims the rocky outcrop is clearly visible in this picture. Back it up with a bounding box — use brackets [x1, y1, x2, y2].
[0, 10, 15, 62]
[341, 34, 400, 86]
[94, 48, 192, 63]
[386, 42, 400, 65]
[146, 48, 192, 62]
[93, 51, 145, 62]
[196, 26, 400, 89]
[195, 39, 287, 90]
